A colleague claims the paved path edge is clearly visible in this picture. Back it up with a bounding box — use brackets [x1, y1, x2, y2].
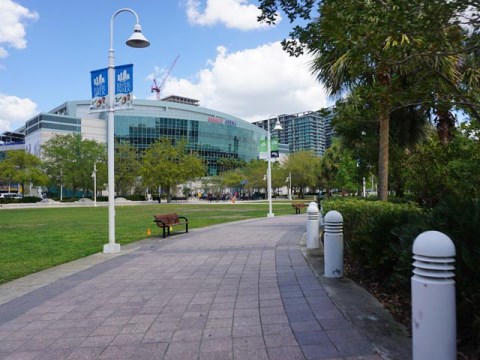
[300, 234, 412, 360]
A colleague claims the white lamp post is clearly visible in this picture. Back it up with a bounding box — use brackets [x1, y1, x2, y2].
[286, 171, 292, 201]
[103, 8, 150, 254]
[267, 115, 283, 218]
[91, 163, 97, 207]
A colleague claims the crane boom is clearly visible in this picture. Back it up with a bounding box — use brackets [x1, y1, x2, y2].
[151, 55, 180, 100]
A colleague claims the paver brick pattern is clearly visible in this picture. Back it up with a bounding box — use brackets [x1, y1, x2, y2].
[0, 216, 381, 360]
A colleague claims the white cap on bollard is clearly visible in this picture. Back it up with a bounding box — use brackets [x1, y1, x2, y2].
[324, 210, 343, 223]
[413, 230, 456, 257]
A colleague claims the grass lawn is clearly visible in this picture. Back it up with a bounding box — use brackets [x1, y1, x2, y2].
[0, 202, 296, 284]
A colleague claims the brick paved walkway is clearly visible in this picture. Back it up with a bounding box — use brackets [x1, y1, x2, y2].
[0, 215, 382, 360]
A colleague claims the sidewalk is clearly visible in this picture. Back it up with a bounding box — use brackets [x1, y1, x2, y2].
[0, 215, 411, 360]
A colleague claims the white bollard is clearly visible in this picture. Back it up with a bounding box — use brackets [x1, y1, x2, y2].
[324, 210, 343, 278]
[306, 202, 319, 249]
[412, 231, 456, 360]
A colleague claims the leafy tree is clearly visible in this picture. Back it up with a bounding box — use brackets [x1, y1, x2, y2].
[283, 150, 321, 198]
[217, 158, 247, 174]
[42, 134, 106, 198]
[115, 141, 141, 196]
[258, 0, 479, 200]
[221, 168, 246, 189]
[141, 139, 206, 202]
[0, 150, 48, 195]
[320, 140, 358, 196]
[334, 90, 431, 196]
[404, 123, 480, 206]
[242, 159, 268, 195]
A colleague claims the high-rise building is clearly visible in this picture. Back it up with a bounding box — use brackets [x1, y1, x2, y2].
[252, 108, 334, 157]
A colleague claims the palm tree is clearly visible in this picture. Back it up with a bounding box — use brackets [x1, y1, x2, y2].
[259, 0, 474, 200]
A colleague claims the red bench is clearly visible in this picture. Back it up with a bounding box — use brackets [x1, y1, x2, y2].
[153, 213, 189, 238]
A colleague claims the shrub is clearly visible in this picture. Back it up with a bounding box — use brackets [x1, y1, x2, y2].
[322, 198, 422, 290]
[323, 197, 480, 355]
[20, 196, 42, 203]
[395, 196, 480, 354]
[125, 194, 146, 201]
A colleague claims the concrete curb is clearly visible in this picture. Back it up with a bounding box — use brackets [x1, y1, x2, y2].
[300, 233, 412, 360]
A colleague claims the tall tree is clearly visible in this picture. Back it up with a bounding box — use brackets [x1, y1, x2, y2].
[42, 134, 106, 198]
[320, 140, 358, 196]
[115, 141, 141, 196]
[0, 150, 48, 195]
[333, 89, 430, 196]
[141, 139, 205, 202]
[217, 158, 247, 175]
[283, 150, 321, 198]
[258, 0, 479, 200]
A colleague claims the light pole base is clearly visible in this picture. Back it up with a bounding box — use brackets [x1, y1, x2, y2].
[267, 213, 275, 218]
[103, 243, 121, 254]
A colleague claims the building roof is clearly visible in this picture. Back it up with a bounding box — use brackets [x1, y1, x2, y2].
[161, 95, 200, 106]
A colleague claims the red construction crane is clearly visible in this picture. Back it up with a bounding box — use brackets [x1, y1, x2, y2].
[151, 55, 180, 100]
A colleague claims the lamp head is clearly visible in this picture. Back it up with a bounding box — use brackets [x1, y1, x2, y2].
[273, 118, 283, 131]
[126, 23, 150, 48]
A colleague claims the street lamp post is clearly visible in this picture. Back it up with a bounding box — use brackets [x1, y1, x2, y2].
[103, 8, 150, 254]
[286, 172, 292, 201]
[267, 115, 283, 218]
[60, 169, 63, 201]
[91, 163, 97, 207]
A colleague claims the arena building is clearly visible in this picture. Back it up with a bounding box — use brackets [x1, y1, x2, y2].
[7, 97, 268, 177]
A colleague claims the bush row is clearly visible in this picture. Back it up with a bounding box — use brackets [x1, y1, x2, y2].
[322, 197, 480, 354]
[0, 196, 42, 204]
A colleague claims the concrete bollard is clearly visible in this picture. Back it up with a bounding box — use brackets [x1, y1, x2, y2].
[324, 210, 343, 278]
[306, 202, 320, 249]
[412, 231, 456, 360]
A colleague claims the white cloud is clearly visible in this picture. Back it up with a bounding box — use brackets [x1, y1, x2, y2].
[0, 94, 39, 132]
[161, 42, 330, 122]
[186, 0, 277, 30]
[0, 0, 38, 58]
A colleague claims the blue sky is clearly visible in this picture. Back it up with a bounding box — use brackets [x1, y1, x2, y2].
[0, 0, 330, 132]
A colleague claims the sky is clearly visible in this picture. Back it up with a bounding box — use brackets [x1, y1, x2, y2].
[0, 0, 332, 133]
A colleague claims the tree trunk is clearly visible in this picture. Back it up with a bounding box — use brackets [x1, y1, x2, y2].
[377, 105, 390, 201]
[436, 108, 455, 145]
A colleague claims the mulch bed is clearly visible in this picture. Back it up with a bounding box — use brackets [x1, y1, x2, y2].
[344, 257, 477, 360]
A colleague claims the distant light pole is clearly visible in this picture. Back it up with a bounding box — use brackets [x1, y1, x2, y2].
[91, 163, 97, 207]
[60, 169, 63, 201]
[104, 8, 150, 254]
[267, 115, 283, 218]
[286, 171, 292, 200]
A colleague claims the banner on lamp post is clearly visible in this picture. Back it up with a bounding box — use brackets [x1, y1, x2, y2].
[114, 64, 133, 110]
[89, 64, 134, 112]
[259, 138, 279, 160]
[90, 67, 108, 111]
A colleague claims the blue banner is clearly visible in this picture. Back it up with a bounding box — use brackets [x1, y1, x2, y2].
[114, 64, 133, 109]
[90, 67, 108, 110]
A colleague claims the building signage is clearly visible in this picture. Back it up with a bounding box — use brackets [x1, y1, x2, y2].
[208, 116, 237, 126]
[90, 64, 134, 112]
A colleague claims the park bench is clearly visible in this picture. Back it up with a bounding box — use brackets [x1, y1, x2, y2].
[292, 203, 306, 214]
[153, 213, 189, 238]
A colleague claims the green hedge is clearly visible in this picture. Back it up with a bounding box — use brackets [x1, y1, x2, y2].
[322, 197, 480, 354]
[322, 198, 422, 289]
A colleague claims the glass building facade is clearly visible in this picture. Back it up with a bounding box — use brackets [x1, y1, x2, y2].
[22, 99, 266, 176]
